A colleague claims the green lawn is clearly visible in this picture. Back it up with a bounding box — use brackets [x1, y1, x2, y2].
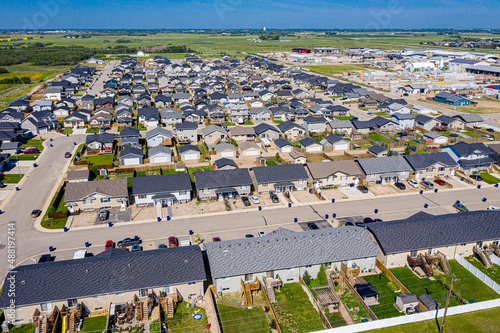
[362, 273, 405, 319]
[42, 218, 67, 229]
[187, 166, 211, 181]
[373, 111, 391, 118]
[82, 154, 114, 165]
[365, 306, 500, 333]
[461, 130, 482, 138]
[86, 127, 99, 133]
[266, 160, 278, 166]
[390, 267, 462, 308]
[333, 116, 353, 121]
[273, 283, 324, 333]
[80, 316, 107, 333]
[10, 323, 36, 333]
[465, 256, 500, 285]
[479, 173, 500, 185]
[305, 64, 368, 75]
[437, 260, 499, 303]
[0, 174, 24, 183]
[367, 133, 392, 143]
[164, 302, 208, 331]
[218, 304, 271, 333]
[223, 122, 236, 126]
[64, 128, 74, 134]
[273, 119, 283, 124]
[243, 120, 254, 125]
[291, 141, 301, 148]
[21, 138, 44, 151]
[10, 154, 38, 160]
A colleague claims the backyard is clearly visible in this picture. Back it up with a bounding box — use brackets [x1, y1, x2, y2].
[163, 301, 208, 331]
[362, 273, 405, 319]
[367, 133, 392, 143]
[465, 256, 500, 284]
[81, 154, 114, 165]
[273, 283, 325, 333]
[10, 323, 36, 333]
[80, 315, 107, 333]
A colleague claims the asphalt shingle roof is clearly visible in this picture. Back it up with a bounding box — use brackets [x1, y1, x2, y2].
[252, 164, 308, 183]
[307, 160, 363, 179]
[404, 152, 458, 170]
[0, 246, 206, 307]
[356, 156, 412, 175]
[367, 211, 500, 254]
[205, 227, 380, 279]
[368, 145, 388, 155]
[65, 179, 128, 202]
[132, 173, 192, 195]
[194, 169, 252, 189]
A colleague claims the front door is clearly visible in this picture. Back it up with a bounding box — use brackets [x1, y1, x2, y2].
[244, 273, 253, 282]
[266, 270, 274, 278]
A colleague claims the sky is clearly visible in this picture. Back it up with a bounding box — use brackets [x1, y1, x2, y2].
[1, 0, 500, 30]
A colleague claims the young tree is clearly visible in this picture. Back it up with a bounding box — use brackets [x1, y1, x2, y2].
[303, 270, 312, 286]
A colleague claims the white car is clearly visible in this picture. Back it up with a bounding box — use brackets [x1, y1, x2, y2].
[250, 196, 260, 204]
[407, 179, 419, 188]
[258, 231, 266, 237]
[487, 206, 500, 211]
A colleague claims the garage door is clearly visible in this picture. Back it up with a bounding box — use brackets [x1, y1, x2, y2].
[334, 143, 349, 150]
[152, 156, 170, 164]
[308, 146, 322, 152]
[245, 150, 259, 156]
[39, 128, 48, 134]
[183, 153, 198, 160]
[124, 157, 141, 165]
[282, 147, 292, 153]
[221, 151, 234, 158]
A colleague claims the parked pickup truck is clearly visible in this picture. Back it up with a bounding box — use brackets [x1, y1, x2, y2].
[117, 236, 141, 247]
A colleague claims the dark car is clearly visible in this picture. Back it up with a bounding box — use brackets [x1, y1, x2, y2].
[245, 234, 254, 238]
[241, 196, 251, 206]
[31, 209, 42, 218]
[374, 218, 383, 222]
[131, 244, 142, 252]
[486, 128, 494, 133]
[269, 191, 279, 203]
[449, 133, 459, 138]
[212, 237, 221, 242]
[398, 132, 408, 137]
[0, 182, 5, 188]
[345, 222, 354, 226]
[357, 185, 369, 193]
[307, 222, 319, 230]
[38, 254, 53, 263]
[64, 152, 72, 158]
[434, 179, 446, 186]
[105, 240, 114, 250]
[98, 209, 109, 221]
[470, 174, 483, 182]
[168, 236, 179, 248]
[117, 236, 141, 247]
[158, 244, 167, 249]
[394, 182, 406, 190]
[363, 217, 374, 223]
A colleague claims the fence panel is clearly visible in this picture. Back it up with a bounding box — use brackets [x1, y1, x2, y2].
[491, 254, 500, 266]
[299, 276, 332, 329]
[454, 254, 500, 294]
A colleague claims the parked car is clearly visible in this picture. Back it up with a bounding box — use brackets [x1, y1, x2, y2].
[470, 174, 483, 182]
[407, 179, 419, 188]
[269, 191, 279, 203]
[168, 236, 178, 248]
[241, 196, 251, 206]
[487, 136, 494, 141]
[117, 236, 141, 247]
[453, 202, 469, 213]
[0, 182, 4, 188]
[23, 147, 40, 154]
[486, 128, 495, 133]
[394, 182, 406, 190]
[357, 185, 369, 193]
[374, 218, 383, 222]
[345, 222, 354, 226]
[212, 237, 221, 242]
[131, 244, 142, 252]
[307, 222, 319, 230]
[258, 231, 266, 237]
[64, 152, 72, 158]
[98, 209, 109, 221]
[363, 217, 374, 223]
[421, 180, 434, 189]
[31, 209, 42, 218]
[487, 206, 500, 211]
[158, 244, 167, 249]
[105, 240, 114, 250]
[38, 254, 53, 263]
[245, 234, 254, 238]
[250, 196, 260, 204]
[434, 179, 446, 186]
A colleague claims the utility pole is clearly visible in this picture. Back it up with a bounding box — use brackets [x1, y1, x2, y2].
[440, 269, 459, 333]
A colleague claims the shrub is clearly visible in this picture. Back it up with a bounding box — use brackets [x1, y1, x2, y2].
[303, 270, 312, 286]
[317, 264, 326, 286]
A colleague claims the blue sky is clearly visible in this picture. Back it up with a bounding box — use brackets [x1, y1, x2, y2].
[1, 0, 500, 29]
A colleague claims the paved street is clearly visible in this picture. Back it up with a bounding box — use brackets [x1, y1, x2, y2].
[85, 60, 118, 96]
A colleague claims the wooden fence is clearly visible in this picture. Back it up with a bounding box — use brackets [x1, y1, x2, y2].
[259, 278, 282, 333]
[340, 272, 378, 322]
[299, 276, 332, 329]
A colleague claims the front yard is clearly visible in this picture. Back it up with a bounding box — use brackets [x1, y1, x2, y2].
[0, 173, 24, 183]
[21, 138, 45, 151]
[362, 273, 405, 319]
[479, 173, 500, 185]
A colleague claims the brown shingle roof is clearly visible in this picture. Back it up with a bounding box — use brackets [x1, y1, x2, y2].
[306, 160, 363, 179]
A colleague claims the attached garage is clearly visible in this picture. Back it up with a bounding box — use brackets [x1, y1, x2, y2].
[123, 157, 141, 166]
[243, 149, 259, 156]
[281, 146, 293, 153]
[220, 151, 235, 158]
[179, 145, 201, 162]
[333, 142, 350, 150]
[150, 156, 170, 164]
[306, 145, 323, 152]
[183, 153, 199, 160]
[120, 147, 144, 166]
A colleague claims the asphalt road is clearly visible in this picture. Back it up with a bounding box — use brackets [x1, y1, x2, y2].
[85, 60, 118, 96]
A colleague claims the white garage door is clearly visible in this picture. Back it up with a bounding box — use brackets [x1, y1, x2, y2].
[183, 153, 198, 160]
[334, 143, 350, 150]
[151, 156, 170, 164]
[282, 147, 293, 153]
[221, 151, 234, 158]
[435, 138, 448, 144]
[39, 128, 48, 134]
[124, 157, 141, 165]
[307, 146, 322, 152]
[245, 150, 259, 156]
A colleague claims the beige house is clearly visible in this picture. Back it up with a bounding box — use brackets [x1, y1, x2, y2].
[252, 164, 309, 194]
[0, 246, 207, 324]
[64, 179, 128, 212]
[229, 126, 255, 142]
[201, 125, 228, 145]
[307, 160, 364, 188]
[238, 141, 260, 157]
[367, 211, 500, 268]
[404, 152, 458, 180]
[288, 151, 307, 164]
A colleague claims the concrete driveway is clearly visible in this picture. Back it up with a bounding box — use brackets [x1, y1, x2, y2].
[95, 208, 131, 225]
[339, 186, 375, 199]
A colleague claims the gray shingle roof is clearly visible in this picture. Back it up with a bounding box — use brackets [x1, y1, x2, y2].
[274, 138, 294, 148]
[299, 137, 322, 147]
[304, 115, 327, 124]
[176, 122, 198, 130]
[146, 127, 173, 140]
[254, 123, 279, 135]
[444, 141, 493, 157]
[132, 173, 191, 195]
[85, 132, 114, 144]
[65, 179, 128, 202]
[367, 211, 500, 254]
[201, 125, 227, 136]
[252, 164, 308, 183]
[194, 169, 252, 189]
[178, 144, 200, 154]
[205, 227, 380, 279]
[120, 147, 143, 158]
[214, 158, 237, 169]
[404, 152, 458, 170]
[148, 145, 171, 156]
[67, 169, 90, 181]
[278, 121, 304, 132]
[356, 156, 412, 175]
[368, 145, 388, 155]
[0, 247, 206, 307]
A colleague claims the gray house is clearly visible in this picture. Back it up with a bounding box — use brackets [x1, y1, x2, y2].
[303, 116, 327, 134]
[205, 227, 380, 295]
[146, 127, 173, 147]
[252, 164, 309, 194]
[176, 122, 198, 143]
[179, 144, 201, 161]
[194, 168, 253, 201]
[119, 127, 141, 148]
[132, 173, 192, 207]
[149, 146, 172, 164]
[119, 147, 144, 166]
[357, 156, 412, 184]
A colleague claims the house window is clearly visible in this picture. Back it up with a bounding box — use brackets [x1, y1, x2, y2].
[115, 292, 124, 296]
[14, 319, 25, 323]
[179, 191, 187, 196]
[222, 288, 230, 291]
[93, 295, 102, 299]
[390, 263, 397, 267]
[340, 176, 348, 181]
[297, 180, 304, 185]
[203, 189, 210, 194]
[438, 167, 445, 171]
[101, 197, 110, 203]
[67, 299, 78, 308]
[461, 243, 467, 247]
[138, 195, 146, 199]
[83, 198, 93, 205]
[139, 289, 149, 298]
[287, 278, 294, 282]
[240, 185, 248, 190]
[262, 183, 269, 188]
[392, 253, 399, 256]
[188, 282, 196, 285]
[94, 307, 104, 311]
[40, 303, 52, 312]
[327, 176, 334, 182]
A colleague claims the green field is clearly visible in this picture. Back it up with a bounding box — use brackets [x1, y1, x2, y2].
[82, 154, 114, 165]
[306, 64, 369, 75]
[365, 306, 500, 333]
[0, 173, 24, 183]
[479, 173, 500, 185]
[164, 302, 208, 331]
[367, 133, 392, 143]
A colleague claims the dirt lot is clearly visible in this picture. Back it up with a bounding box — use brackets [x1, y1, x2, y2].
[291, 190, 323, 203]
[72, 212, 97, 228]
[320, 188, 347, 200]
[131, 206, 157, 221]
[257, 194, 284, 207]
[443, 176, 474, 189]
[368, 184, 399, 196]
[166, 200, 227, 217]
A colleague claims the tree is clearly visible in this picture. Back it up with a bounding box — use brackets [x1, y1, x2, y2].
[275, 152, 281, 163]
[404, 142, 411, 155]
[317, 264, 327, 286]
[303, 270, 312, 286]
[387, 149, 396, 156]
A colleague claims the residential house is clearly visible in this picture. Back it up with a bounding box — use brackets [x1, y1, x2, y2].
[252, 164, 309, 194]
[303, 116, 327, 134]
[328, 119, 353, 136]
[436, 115, 465, 130]
[386, 103, 411, 115]
[277, 121, 305, 141]
[274, 138, 295, 153]
[453, 114, 484, 128]
[64, 179, 128, 212]
[119, 127, 141, 148]
[81, 94, 95, 110]
[63, 112, 87, 129]
[238, 141, 260, 157]
[132, 173, 192, 206]
[202, 125, 228, 145]
[434, 92, 471, 106]
[254, 123, 280, 143]
[52, 105, 71, 118]
[299, 137, 324, 152]
[288, 151, 307, 164]
[161, 110, 183, 125]
[367, 211, 500, 268]
[85, 133, 114, 151]
[206, 227, 380, 295]
[214, 158, 238, 170]
[357, 156, 412, 184]
[250, 107, 271, 121]
[441, 141, 495, 173]
[415, 114, 440, 131]
[320, 134, 350, 151]
[0, 246, 206, 323]
[404, 152, 459, 180]
[119, 147, 143, 166]
[215, 142, 237, 158]
[229, 126, 255, 142]
[179, 144, 201, 161]
[146, 127, 173, 147]
[31, 99, 54, 112]
[422, 131, 449, 145]
[137, 108, 159, 127]
[149, 146, 172, 164]
[176, 122, 198, 143]
[368, 145, 389, 157]
[89, 110, 113, 128]
[391, 113, 415, 130]
[307, 160, 364, 189]
[21, 111, 59, 134]
[67, 170, 90, 183]
[195, 168, 253, 200]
